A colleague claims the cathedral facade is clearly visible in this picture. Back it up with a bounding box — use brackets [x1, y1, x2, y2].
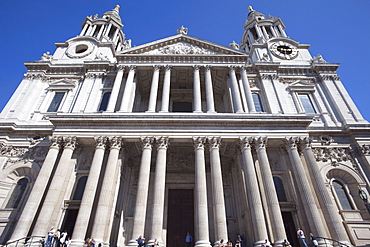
[0, 5, 370, 247]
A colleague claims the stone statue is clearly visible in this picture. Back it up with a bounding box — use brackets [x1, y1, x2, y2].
[229, 41, 240, 50]
[177, 25, 188, 35]
[41, 52, 53, 61]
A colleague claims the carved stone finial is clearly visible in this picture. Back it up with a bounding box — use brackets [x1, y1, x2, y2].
[248, 6, 254, 12]
[115, 5, 120, 11]
[177, 25, 188, 35]
[229, 41, 240, 50]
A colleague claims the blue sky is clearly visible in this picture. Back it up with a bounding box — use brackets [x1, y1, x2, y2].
[1, 0, 369, 121]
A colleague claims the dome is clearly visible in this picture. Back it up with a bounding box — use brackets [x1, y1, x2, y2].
[102, 5, 122, 23]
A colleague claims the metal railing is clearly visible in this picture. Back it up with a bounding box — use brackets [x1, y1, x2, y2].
[1, 236, 45, 247]
[314, 237, 351, 247]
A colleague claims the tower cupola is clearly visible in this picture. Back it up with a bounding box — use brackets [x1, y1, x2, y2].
[79, 5, 131, 52]
[240, 6, 287, 53]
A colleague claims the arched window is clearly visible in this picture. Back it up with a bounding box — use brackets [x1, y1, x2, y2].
[73, 176, 88, 200]
[252, 93, 264, 112]
[5, 178, 28, 208]
[333, 180, 354, 210]
[98, 92, 111, 111]
[273, 177, 287, 202]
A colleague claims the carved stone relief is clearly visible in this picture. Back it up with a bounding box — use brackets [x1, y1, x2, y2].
[143, 42, 221, 55]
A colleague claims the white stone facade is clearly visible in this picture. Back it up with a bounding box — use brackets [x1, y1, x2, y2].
[0, 6, 370, 247]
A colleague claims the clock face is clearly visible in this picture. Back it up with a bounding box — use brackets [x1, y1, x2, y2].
[270, 41, 298, 60]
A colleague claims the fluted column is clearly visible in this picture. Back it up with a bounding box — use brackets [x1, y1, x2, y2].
[107, 65, 125, 112]
[208, 137, 228, 243]
[284, 138, 328, 238]
[91, 136, 123, 246]
[147, 65, 161, 113]
[239, 137, 268, 246]
[149, 137, 169, 246]
[228, 66, 244, 113]
[128, 137, 155, 246]
[204, 66, 216, 113]
[240, 67, 255, 113]
[193, 137, 211, 247]
[299, 138, 351, 245]
[72, 137, 107, 247]
[160, 65, 172, 113]
[9, 137, 62, 242]
[193, 65, 202, 113]
[254, 137, 286, 246]
[119, 65, 136, 112]
[31, 137, 77, 237]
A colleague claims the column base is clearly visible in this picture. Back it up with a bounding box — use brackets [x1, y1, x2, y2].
[206, 110, 216, 114]
[193, 111, 203, 113]
[127, 239, 140, 247]
[195, 240, 212, 247]
[70, 239, 86, 247]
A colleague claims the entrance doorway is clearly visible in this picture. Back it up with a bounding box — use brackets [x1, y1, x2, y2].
[167, 189, 194, 247]
[282, 212, 300, 247]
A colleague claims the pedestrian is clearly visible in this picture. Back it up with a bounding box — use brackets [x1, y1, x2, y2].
[137, 236, 145, 247]
[297, 228, 308, 247]
[261, 239, 270, 247]
[46, 227, 55, 247]
[282, 239, 290, 247]
[52, 229, 60, 247]
[236, 234, 243, 247]
[59, 230, 67, 247]
[310, 233, 318, 247]
[91, 238, 96, 247]
[218, 239, 225, 247]
[185, 232, 192, 247]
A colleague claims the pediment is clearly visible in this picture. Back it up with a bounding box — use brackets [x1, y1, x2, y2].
[119, 34, 246, 56]
[287, 80, 315, 91]
[48, 79, 76, 91]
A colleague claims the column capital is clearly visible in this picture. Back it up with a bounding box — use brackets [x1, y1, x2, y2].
[228, 65, 237, 71]
[284, 137, 299, 150]
[253, 136, 267, 150]
[298, 137, 312, 150]
[109, 136, 123, 150]
[141, 136, 155, 150]
[49, 136, 63, 149]
[153, 65, 161, 71]
[94, 136, 108, 149]
[63, 136, 77, 150]
[156, 136, 169, 150]
[205, 65, 212, 71]
[240, 66, 247, 72]
[117, 64, 126, 71]
[208, 136, 221, 149]
[164, 65, 172, 71]
[193, 65, 201, 70]
[193, 137, 206, 150]
[239, 137, 253, 150]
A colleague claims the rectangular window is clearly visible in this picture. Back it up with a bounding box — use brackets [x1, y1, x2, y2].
[47, 92, 65, 112]
[298, 94, 316, 114]
[252, 93, 264, 112]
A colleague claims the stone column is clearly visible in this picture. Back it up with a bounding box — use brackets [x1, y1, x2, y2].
[73, 73, 96, 113]
[193, 137, 211, 247]
[254, 137, 286, 246]
[9, 137, 62, 242]
[72, 137, 108, 247]
[91, 136, 123, 246]
[85, 72, 106, 112]
[228, 66, 244, 113]
[193, 65, 202, 113]
[31, 137, 77, 237]
[240, 67, 255, 113]
[128, 137, 155, 246]
[149, 137, 169, 246]
[119, 65, 136, 112]
[147, 65, 161, 113]
[204, 66, 216, 113]
[284, 137, 328, 238]
[239, 137, 268, 246]
[160, 65, 172, 113]
[299, 138, 351, 245]
[208, 137, 228, 243]
[107, 65, 125, 112]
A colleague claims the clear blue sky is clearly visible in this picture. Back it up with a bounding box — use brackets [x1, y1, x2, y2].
[1, 0, 369, 121]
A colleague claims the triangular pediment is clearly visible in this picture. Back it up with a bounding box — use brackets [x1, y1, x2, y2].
[287, 80, 315, 91]
[119, 34, 246, 56]
[48, 79, 76, 91]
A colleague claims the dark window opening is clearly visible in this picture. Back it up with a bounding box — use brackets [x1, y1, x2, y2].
[252, 93, 264, 112]
[98, 92, 111, 111]
[47, 92, 65, 112]
[93, 25, 101, 37]
[72, 176, 88, 200]
[6, 178, 28, 208]
[273, 177, 288, 202]
[266, 26, 274, 38]
[333, 180, 354, 210]
[172, 102, 192, 112]
[298, 94, 316, 114]
[108, 27, 116, 39]
[250, 27, 258, 40]
[76, 44, 88, 54]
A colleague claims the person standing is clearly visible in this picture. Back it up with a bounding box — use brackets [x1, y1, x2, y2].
[59, 230, 67, 247]
[185, 232, 192, 247]
[297, 228, 308, 247]
[137, 236, 145, 247]
[46, 227, 55, 247]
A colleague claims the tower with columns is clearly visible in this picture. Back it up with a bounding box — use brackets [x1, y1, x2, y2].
[0, 5, 370, 247]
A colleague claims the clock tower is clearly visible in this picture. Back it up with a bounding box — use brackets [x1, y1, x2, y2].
[241, 6, 311, 64]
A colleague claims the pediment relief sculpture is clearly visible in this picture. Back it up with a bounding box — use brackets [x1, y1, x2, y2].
[143, 42, 221, 55]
